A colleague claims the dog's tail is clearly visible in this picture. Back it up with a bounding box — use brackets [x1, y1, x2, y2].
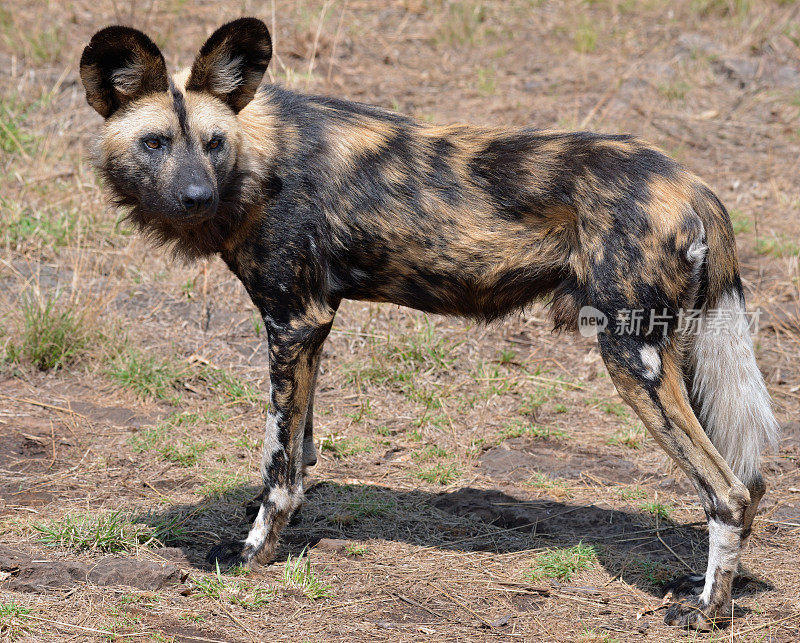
[686, 186, 779, 485]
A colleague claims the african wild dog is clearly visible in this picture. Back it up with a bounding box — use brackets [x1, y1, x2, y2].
[80, 18, 779, 629]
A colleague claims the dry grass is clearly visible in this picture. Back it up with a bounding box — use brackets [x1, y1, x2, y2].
[0, 0, 799, 641]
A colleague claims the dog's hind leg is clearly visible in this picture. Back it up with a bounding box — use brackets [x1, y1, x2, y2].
[596, 334, 751, 630]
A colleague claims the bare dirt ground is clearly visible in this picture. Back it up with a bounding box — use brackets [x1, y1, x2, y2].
[1, 1, 799, 641]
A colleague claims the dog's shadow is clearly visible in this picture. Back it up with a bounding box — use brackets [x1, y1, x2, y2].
[140, 481, 773, 600]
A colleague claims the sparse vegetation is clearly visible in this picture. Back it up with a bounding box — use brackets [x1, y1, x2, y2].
[0, 96, 36, 155]
[327, 486, 397, 524]
[525, 471, 572, 496]
[33, 511, 186, 553]
[5, 291, 90, 370]
[159, 439, 214, 466]
[755, 233, 800, 258]
[607, 424, 645, 449]
[632, 559, 673, 587]
[616, 486, 647, 501]
[573, 18, 598, 53]
[107, 351, 186, 401]
[345, 543, 369, 557]
[344, 318, 459, 411]
[730, 209, 752, 235]
[282, 550, 333, 600]
[657, 79, 691, 101]
[320, 433, 373, 458]
[195, 563, 274, 608]
[197, 365, 264, 407]
[200, 469, 248, 499]
[639, 501, 672, 521]
[0, 603, 31, 641]
[528, 543, 598, 581]
[434, 1, 488, 47]
[500, 420, 566, 441]
[414, 462, 461, 485]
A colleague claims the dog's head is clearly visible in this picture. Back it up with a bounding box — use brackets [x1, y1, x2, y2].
[80, 18, 272, 256]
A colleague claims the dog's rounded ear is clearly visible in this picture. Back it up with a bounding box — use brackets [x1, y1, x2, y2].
[80, 26, 169, 118]
[186, 18, 272, 113]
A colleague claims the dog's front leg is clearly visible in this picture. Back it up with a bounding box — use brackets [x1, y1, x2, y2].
[208, 308, 333, 568]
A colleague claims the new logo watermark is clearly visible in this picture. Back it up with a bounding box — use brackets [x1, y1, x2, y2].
[578, 306, 608, 337]
[577, 307, 761, 338]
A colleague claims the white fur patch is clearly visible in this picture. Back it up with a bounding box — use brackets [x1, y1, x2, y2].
[690, 290, 780, 484]
[268, 486, 293, 513]
[259, 411, 284, 480]
[111, 58, 145, 95]
[209, 54, 244, 94]
[699, 518, 742, 603]
[640, 345, 661, 380]
[244, 503, 267, 549]
[686, 238, 707, 266]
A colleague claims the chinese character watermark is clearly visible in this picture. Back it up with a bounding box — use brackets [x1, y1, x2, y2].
[576, 307, 761, 338]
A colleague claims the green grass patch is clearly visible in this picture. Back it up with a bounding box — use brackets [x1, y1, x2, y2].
[476, 67, 496, 95]
[518, 386, 555, 419]
[500, 420, 566, 441]
[319, 434, 373, 459]
[573, 18, 598, 54]
[729, 209, 752, 235]
[129, 410, 226, 456]
[200, 469, 248, 500]
[632, 559, 673, 587]
[33, 510, 187, 553]
[497, 348, 516, 364]
[0, 603, 31, 641]
[159, 439, 214, 467]
[195, 564, 274, 608]
[411, 444, 450, 461]
[755, 234, 800, 258]
[327, 486, 397, 525]
[639, 501, 672, 521]
[0, 200, 79, 248]
[528, 543, 597, 581]
[346, 399, 375, 424]
[414, 462, 461, 485]
[0, 96, 36, 154]
[615, 486, 646, 501]
[434, 1, 488, 47]
[344, 318, 459, 410]
[345, 543, 369, 557]
[282, 549, 333, 600]
[657, 80, 691, 101]
[525, 471, 572, 496]
[196, 366, 263, 407]
[5, 292, 90, 371]
[108, 351, 263, 407]
[599, 401, 629, 418]
[107, 351, 186, 402]
[607, 425, 645, 449]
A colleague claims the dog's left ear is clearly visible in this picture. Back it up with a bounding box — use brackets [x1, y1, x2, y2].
[186, 17, 272, 113]
[80, 26, 169, 118]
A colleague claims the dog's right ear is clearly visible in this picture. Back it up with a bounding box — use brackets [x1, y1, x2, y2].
[80, 26, 169, 118]
[186, 18, 272, 113]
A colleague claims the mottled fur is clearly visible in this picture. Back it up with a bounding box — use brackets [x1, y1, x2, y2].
[81, 18, 778, 630]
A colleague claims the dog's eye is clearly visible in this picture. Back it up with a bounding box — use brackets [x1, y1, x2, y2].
[143, 137, 161, 150]
[208, 137, 223, 151]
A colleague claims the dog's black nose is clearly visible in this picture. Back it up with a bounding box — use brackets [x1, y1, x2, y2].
[179, 184, 214, 214]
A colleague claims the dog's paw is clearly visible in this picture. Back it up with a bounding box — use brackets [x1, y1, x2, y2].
[663, 573, 706, 598]
[664, 595, 730, 630]
[206, 540, 250, 571]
